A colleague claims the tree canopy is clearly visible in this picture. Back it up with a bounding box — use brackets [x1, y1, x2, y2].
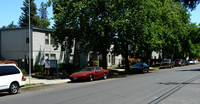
[48, 0, 200, 69]
[19, 0, 41, 27]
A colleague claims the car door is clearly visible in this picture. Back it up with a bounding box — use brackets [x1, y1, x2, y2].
[0, 66, 12, 90]
[95, 67, 104, 79]
[143, 63, 149, 71]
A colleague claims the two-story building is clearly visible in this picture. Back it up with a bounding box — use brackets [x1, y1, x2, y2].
[0, 27, 69, 69]
[0, 27, 123, 70]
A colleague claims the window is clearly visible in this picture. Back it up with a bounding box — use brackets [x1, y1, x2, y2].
[109, 55, 111, 63]
[45, 33, 49, 44]
[0, 66, 20, 76]
[26, 37, 29, 43]
[50, 34, 55, 45]
[96, 67, 101, 71]
[50, 54, 56, 60]
[45, 54, 49, 59]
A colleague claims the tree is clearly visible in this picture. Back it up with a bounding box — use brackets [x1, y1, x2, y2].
[175, 0, 200, 9]
[39, 2, 50, 28]
[1, 21, 18, 29]
[19, 0, 41, 27]
[51, 0, 115, 69]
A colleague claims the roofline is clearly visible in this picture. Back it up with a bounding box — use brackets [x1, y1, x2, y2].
[0, 27, 54, 33]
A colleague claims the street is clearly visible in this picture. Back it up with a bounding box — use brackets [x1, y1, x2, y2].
[1, 64, 200, 104]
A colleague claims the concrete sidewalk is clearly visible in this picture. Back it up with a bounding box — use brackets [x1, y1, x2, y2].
[25, 77, 71, 85]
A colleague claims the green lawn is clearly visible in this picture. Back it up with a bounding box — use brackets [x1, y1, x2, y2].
[23, 83, 44, 87]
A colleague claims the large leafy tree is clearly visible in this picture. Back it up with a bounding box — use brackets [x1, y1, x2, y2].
[51, 0, 115, 69]
[19, 0, 41, 27]
[175, 0, 200, 9]
[49, 0, 197, 70]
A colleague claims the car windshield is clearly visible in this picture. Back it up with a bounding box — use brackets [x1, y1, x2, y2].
[134, 63, 143, 67]
[188, 59, 194, 61]
[162, 60, 170, 62]
[80, 67, 94, 72]
[175, 60, 181, 62]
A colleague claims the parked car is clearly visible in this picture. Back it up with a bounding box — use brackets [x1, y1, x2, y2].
[188, 58, 198, 64]
[0, 64, 25, 94]
[160, 59, 174, 68]
[69, 67, 109, 82]
[131, 62, 149, 73]
[184, 60, 190, 65]
[174, 59, 185, 66]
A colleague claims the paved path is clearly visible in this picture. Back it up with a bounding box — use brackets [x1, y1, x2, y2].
[25, 77, 71, 85]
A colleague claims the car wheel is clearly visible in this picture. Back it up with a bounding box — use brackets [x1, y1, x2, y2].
[9, 82, 19, 94]
[103, 73, 107, 79]
[147, 68, 149, 73]
[89, 74, 94, 81]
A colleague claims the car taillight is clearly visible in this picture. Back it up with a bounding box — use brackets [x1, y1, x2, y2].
[22, 76, 24, 81]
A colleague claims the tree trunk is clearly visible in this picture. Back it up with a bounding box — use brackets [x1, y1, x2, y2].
[101, 52, 108, 69]
[124, 43, 130, 72]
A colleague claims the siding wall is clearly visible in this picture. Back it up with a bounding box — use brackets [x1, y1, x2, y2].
[1, 29, 28, 60]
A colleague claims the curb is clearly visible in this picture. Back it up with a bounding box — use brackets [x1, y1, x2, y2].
[21, 80, 71, 91]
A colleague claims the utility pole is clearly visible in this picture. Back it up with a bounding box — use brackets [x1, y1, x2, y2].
[28, 0, 31, 84]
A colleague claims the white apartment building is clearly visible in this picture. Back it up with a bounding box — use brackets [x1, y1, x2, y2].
[0, 27, 123, 70]
[0, 27, 66, 66]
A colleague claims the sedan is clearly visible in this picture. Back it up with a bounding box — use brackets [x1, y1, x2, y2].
[174, 59, 185, 66]
[188, 58, 199, 64]
[69, 67, 109, 82]
[131, 62, 149, 73]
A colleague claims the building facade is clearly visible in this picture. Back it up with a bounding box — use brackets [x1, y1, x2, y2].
[0, 27, 123, 70]
[0, 27, 67, 68]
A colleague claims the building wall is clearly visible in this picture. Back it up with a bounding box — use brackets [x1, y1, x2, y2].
[32, 31, 65, 65]
[1, 29, 28, 60]
[151, 51, 162, 59]
[0, 28, 68, 67]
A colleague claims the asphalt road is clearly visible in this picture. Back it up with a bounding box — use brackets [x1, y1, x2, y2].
[1, 64, 200, 104]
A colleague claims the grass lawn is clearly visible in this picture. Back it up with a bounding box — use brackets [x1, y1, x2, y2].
[23, 83, 44, 87]
[153, 66, 160, 69]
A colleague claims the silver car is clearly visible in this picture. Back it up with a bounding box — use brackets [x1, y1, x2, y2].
[160, 59, 174, 68]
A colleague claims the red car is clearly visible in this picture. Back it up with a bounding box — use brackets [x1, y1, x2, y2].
[69, 67, 109, 82]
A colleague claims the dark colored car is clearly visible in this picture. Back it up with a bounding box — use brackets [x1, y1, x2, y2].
[131, 62, 149, 73]
[184, 60, 190, 65]
[69, 67, 109, 82]
[160, 59, 174, 68]
[174, 59, 185, 66]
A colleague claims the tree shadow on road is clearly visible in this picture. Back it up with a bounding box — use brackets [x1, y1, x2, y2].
[158, 82, 200, 85]
[177, 68, 200, 72]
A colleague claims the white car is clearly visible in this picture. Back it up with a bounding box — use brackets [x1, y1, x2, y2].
[188, 59, 199, 64]
[0, 64, 25, 94]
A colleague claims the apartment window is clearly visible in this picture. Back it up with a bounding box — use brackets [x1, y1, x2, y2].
[50, 54, 56, 60]
[45, 54, 49, 59]
[45, 33, 49, 44]
[109, 55, 111, 63]
[26, 37, 29, 43]
[51, 38, 55, 45]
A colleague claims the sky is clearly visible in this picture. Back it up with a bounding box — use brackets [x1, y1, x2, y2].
[0, 1, 200, 28]
[0, 0, 54, 28]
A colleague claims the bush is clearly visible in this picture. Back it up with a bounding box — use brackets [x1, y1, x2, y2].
[21, 69, 27, 76]
[58, 63, 81, 75]
[35, 64, 44, 72]
[92, 61, 99, 66]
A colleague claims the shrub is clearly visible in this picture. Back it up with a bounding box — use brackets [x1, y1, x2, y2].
[35, 64, 44, 72]
[58, 63, 81, 75]
[92, 61, 99, 66]
[21, 69, 27, 76]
